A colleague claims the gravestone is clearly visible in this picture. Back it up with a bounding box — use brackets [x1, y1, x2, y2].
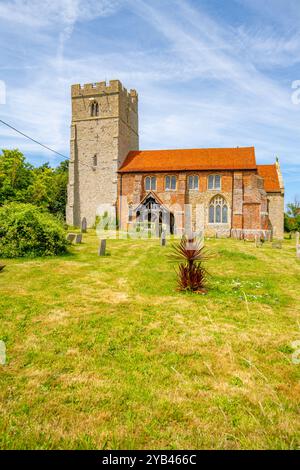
[66, 233, 76, 243]
[161, 231, 166, 247]
[296, 232, 300, 259]
[255, 235, 262, 248]
[272, 241, 282, 249]
[75, 234, 82, 244]
[81, 217, 87, 233]
[98, 239, 106, 256]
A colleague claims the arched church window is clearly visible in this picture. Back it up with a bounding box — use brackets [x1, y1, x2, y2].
[188, 175, 199, 190]
[145, 176, 156, 191]
[208, 174, 221, 190]
[165, 175, 176, 190]
[209, 195, 228, 223]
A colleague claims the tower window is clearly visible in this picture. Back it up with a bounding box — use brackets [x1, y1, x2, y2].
[91, 101, 99, 117]
[209, 195, 228, 223]
[165, 175, 176, 190]
[93, 154, 97, 167]
[208, 174, 221, 190]
[145, 176, 156, 191]
[188, 175, 199, 190]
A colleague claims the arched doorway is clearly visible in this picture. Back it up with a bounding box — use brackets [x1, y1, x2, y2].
[136, 194, 175, 235]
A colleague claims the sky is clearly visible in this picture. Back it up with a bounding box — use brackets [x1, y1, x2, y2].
[0, 0, 299, 205]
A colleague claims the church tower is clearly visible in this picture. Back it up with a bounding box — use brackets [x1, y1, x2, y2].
[66, 80, 139, 227]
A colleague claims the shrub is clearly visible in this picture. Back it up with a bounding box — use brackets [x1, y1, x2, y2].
[0, 203, 69, 258]
[171, 235, 210, 293]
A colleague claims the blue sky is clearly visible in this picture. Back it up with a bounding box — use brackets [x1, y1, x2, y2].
[0, 0, 299, 205]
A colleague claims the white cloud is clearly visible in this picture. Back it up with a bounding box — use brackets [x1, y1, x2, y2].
[0, 0, 299, 203]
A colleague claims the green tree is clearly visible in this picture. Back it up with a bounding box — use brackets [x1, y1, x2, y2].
[0, 149, 33, 204]
[284, 198, 300, 233]
[0, 149, 69, 220]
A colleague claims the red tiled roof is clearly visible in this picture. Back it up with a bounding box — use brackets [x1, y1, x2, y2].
[257, 164, 281, 193]
[119, 147, 257, 173]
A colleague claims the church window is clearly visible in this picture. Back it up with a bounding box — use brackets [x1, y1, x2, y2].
[208, 174, 221, 190]
[165, 175, 176, 190]
[209, 195, 228, 224]
[145, 176, 156, 191]
[188, 175, 199, 190]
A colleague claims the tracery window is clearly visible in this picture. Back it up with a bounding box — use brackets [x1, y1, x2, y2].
[209, 195, 228, 223]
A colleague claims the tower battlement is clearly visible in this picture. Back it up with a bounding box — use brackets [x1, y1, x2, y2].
[71, 80, 138, 106]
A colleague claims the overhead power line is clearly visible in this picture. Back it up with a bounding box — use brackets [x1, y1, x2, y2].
[0, 118, 68, 160]
[0, 118, 94, 170]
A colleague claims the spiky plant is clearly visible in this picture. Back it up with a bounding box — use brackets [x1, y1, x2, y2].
[170, 235, 210, 293]
[0, 264, 5, 273]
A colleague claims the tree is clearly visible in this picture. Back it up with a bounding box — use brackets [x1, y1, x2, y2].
[0, 149, 33, 204]
[285, 198, 300, 233]
[0, 149, 69, 220]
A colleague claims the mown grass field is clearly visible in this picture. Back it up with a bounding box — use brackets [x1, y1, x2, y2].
[0, 232, 300, 450]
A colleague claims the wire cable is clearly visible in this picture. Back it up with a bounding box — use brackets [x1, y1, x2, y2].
[0, 118, 94, 170]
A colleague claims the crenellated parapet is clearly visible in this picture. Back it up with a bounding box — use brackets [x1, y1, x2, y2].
[71, 80, 138, 111]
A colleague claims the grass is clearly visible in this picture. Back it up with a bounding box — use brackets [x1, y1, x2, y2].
[0, 232, 300, 450]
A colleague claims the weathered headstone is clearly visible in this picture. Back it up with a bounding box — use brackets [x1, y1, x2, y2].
[75, 234, 82, 244]
[255, 235, 262, 248]
[161, 231, 166, 246]
[66, 233, 76, 243]
[98, 239, 106, 256]
[272, 241, 282, 249]
[81, 217, 87, 233]
[296, 232, 300, 259]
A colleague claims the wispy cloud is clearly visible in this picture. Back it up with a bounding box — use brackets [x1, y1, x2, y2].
[0, 0, 299, 203]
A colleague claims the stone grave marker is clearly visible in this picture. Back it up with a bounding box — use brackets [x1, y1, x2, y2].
[66, 233, 76, 243]
[75, 234, 82, 244]
[255, 235, 262, 248]
[272, 241, 282, 249]
[161, 231, 166, 247]
[296, 232, 300, 259]
[81, 217, 87, 233]
[99, 239, 106, 256]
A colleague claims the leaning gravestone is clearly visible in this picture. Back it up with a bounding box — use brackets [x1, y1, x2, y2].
[66, 233, 76, 243]
[81, 217, 87, 234]
[98, 239, 106, 256]
[75, 234, 82, 244]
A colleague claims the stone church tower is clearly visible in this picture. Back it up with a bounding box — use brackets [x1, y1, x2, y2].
[66, 80, 139, 227]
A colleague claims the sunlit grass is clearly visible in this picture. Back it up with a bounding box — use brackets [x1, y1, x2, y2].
[0, 232, 299, 449]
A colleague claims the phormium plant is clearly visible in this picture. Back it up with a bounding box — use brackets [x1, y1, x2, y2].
[170, 235, 210, 294]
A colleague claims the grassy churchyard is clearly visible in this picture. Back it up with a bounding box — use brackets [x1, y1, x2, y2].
[0, 232, 300, 450]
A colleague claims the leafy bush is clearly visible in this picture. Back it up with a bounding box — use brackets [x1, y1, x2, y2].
[0, 203, 69, 258]
[171, 235, 210, 293]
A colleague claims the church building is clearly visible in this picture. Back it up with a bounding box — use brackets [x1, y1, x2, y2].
[66, 80, 284, 238]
